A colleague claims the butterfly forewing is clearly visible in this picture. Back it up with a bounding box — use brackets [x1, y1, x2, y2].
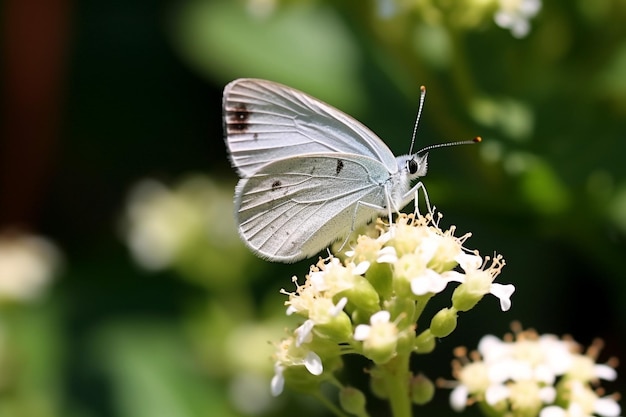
[223, 79, 398, 177]
[235, 154, 390, 262]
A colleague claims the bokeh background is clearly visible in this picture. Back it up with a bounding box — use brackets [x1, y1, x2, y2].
[1, 0, 625, 416]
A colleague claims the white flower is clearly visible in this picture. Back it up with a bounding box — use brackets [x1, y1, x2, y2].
[354, 310, 392, 341]
[271, 339, 324, 396]
[448, 327, 621, 417]
[410, 268, 456, 295]
[294, 297, 348, 347]
[354, 310, 399, 364]
[494, 0, 542, 38]
[0, 232, 60, 301]
[445, 253, 514, 311]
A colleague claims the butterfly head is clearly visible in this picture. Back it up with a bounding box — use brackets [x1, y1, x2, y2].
[398, 153, 429, 180]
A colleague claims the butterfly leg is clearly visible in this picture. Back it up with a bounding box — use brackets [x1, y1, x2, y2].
[334, 199, 388, 253]
[403, 181, 433, 216]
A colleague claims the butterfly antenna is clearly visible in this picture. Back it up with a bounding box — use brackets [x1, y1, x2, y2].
[408, 86, 427, 155]
[416, 136, 482, 155]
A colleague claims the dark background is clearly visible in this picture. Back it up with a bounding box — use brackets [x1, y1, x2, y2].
[1, 0, 624, 416]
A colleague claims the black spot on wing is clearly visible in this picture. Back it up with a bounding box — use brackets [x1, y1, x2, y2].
[226, 103, 250, 133]
[271, 180, 282, 191]
[336, 159, 344, 176]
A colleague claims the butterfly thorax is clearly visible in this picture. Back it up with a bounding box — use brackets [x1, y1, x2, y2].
[388, 153, 429, 209]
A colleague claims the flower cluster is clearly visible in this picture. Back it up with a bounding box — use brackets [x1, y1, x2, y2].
[245, 0, 543, 38]
[271, 212, 514, 414]
[446, 324, 621, 417]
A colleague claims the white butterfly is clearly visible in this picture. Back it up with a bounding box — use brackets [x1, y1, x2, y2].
[223, 78, 477, 262]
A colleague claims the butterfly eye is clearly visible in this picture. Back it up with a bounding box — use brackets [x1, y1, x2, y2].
[407, 158, 419, 174]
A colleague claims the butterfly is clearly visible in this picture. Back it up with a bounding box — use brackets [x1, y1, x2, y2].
[223, 78, 478, 262]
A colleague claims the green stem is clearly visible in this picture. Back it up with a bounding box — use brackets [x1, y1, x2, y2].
[381, 353, 412, 417]
[314, 391, 351, 417]
[413, 294, 432, 323]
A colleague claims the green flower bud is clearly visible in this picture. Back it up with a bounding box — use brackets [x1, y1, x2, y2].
[315, 309, 354, 341]
[415, 329, 436, 353]
[452, 281, 485, 311]
[365, 261, 393, 299]
[430, 307, 458, 338]
[341, 276, 380, 315]
[369, 368, 389, 399]
[384, 297, 416, 330]
[339, 386, 367, 416]
[411, 373, 435, 405]
[282, 364, 324, 394]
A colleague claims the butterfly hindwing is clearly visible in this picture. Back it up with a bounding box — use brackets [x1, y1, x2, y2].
[234, 153, 390, 262]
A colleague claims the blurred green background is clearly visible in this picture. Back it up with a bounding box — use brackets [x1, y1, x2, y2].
[0, 0, 624, 416]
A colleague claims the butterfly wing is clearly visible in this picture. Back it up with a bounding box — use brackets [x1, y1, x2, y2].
[223, 78, 398, 177]
[235, 153, 391, 262]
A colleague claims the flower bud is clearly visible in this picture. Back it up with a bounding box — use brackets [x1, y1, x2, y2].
[341, 276, 380, 315]
[430, 307, 458, 338]
[339, 386, 367, 416]
[415, 329, 436, 353]
[451, 274, 489, 311]
[365, 261, 393, 299]
[411, 373, 435, 405]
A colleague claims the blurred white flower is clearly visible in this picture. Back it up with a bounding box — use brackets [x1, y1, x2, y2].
[494, 0, 542, 38]
[0, 232, 60, 301]
[122, 176, 238, 271]
[447, 326, 621, 417]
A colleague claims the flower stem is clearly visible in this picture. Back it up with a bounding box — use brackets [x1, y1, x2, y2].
[381, 353, 412, 417]
[313, 392, 351, 417]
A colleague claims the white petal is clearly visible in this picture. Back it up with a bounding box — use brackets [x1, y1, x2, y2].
[411, 276, 431, 296]
[494, 11, 515, 29]
[330, 297, 348, 316]
[489, 283, 515, 311]
[270, 366, 285, 396]
[595, 397, 621, 417]
[593, 364, 617, 381]
[370, 310, 391, 325]
[508, 360, 533, 380]
[286, 305, 297, 316]
[377, 246, 397, 264]
[485, 384, 510, 405]
[450, 385, 469, 411]
[441, 270, 465, 284]
[411, 269, 447, 295]
[353, 261, 370, 276]
[540, 406, 567, 417]
[354, 324, 371, 341]
[511, 19, 530, 38]
[295, 320, 314, 347]
[488, 360, 514, 383]
[520, 0, 542, 16]
[539, 386, 557, 403]
[309, 272, 327, 291]
[304, 351, 323, 376]
[477, 334, 504, 359]
[535, 364, 557, 384]
[456, 253, 483, 272]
